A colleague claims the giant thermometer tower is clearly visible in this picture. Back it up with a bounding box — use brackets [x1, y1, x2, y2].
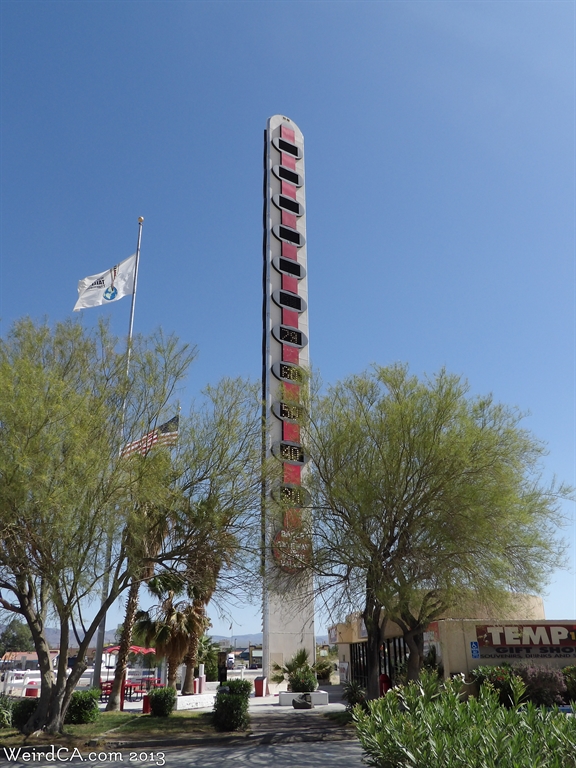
[262, 115, 315, 677]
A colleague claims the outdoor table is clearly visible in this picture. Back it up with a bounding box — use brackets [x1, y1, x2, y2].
[123, 680, 147, 700]
[99, 681, 113, 701]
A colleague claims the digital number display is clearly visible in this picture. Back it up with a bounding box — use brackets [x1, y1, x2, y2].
[280, 402, 301, 420]
[272, 361, 304, 383]
[281, 486, 306, 505]
[280, 364, 301, 382]
[280, 443, 304, 463]
[272, 484, 310, 506]
[272, 324, 307, 348]
[272, 401, 304, 422]
[280, 327, 302, 345]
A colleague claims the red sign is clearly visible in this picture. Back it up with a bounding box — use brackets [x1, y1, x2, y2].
[271, 527, 311, 574]
[476, 624, 576, 647]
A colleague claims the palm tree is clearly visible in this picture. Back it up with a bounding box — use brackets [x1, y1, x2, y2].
[133, 575, 201, 690]
[180, 596, 210, 694]
[105, 498, 169, 711]
[270, 648, 329, 691]
[196, 634, 220, 678]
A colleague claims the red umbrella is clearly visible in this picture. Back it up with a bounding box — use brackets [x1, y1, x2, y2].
[104, 645, 156, 654]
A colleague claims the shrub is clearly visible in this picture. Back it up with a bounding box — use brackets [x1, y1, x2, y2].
[0, 694, 12, 729]
[148, 687, 176, 717]
[225, 679, 252, 699]
[289, 669, 318, 693]
[422, 645, 444, 679]
[11, 698, 38, 732]
[341, 680, 367, 712]
[514, 664, 566, 707]
[353, 671, 576, 768]
[470, 664, 517, 707]
[472, 664, 568, 708]
[563, 666, 576, 703]
[64, 689, 100, 725]
[270, 647, 324, 692]
[314, 656, 334, 681]
[212, 690, 250, 731]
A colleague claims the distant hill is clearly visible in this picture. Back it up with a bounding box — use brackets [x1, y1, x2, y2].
[1, 625, 328, 651]
[210, 633, 329, 648]
[0, 625, 118, 650]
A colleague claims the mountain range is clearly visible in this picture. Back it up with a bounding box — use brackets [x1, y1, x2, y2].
[1, 626, 328, 650]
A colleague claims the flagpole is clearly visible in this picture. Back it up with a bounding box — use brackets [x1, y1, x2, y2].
[127, 217, 144, 344]
[93, 216, 144, 690]
[126, 216, 144, 361]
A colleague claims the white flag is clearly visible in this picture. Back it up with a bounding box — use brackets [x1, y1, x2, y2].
[73, 254, 136, 311]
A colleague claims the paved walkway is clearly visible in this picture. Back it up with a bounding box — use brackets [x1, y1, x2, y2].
[103, 685, 355, 749]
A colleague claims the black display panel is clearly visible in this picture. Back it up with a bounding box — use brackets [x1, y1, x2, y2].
[280, 258, 300, 276]
[278, 196, 300, 214]
[278, 167, 299, 184]
[272, 256, 306, 279]
[272, 289, 307, 313]
[272, 165, 303, 186]
[278, 138, 299, 156]
[279, 291, 302, 310]
[271, 137, 302, 159]
[279, 226, 301, 245]
[272, 193, 304, 216]
[272, 224, 305, 248]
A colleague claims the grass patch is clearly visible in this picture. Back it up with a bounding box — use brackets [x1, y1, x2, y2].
[112, 711, 214, 738]
[322, 710, 355, 727]
[0, 711, 216, 750]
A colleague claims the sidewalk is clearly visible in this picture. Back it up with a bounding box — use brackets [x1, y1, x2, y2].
[103, 684, 356, 749]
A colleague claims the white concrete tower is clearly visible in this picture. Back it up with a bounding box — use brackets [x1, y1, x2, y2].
[261, 115, 315, 683]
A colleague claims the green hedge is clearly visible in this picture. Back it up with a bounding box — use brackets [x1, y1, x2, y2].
[353, 671, 576, 768]
[289, 669, 318, 693]
[11, 698, 38, 733]
[65, 689, 100, 724]
[471, 664, 568, 707]
[0, 694, 13, 729]
[225, 679, 252, 698]
[148, 687, 176, 717]
[212, 691, 249, 731]
[563, 666, 576, 703]
[212, 681, 251, 731]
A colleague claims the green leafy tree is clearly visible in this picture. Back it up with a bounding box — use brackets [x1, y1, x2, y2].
[305, 365, 570, 698]
[0, 617, 35, 655]
[0, 318, 200, 733]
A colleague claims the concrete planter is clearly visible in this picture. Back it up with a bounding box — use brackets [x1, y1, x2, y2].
[173, 693, 215, 711]
[278, 690, 329, 707]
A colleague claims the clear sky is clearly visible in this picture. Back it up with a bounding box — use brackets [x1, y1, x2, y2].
[1, 1, 574, 639]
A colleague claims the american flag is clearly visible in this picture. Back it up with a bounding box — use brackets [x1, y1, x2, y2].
[121, 415, 179, 458]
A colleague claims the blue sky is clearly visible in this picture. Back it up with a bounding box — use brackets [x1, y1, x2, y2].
[1, 1, 574, 638]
